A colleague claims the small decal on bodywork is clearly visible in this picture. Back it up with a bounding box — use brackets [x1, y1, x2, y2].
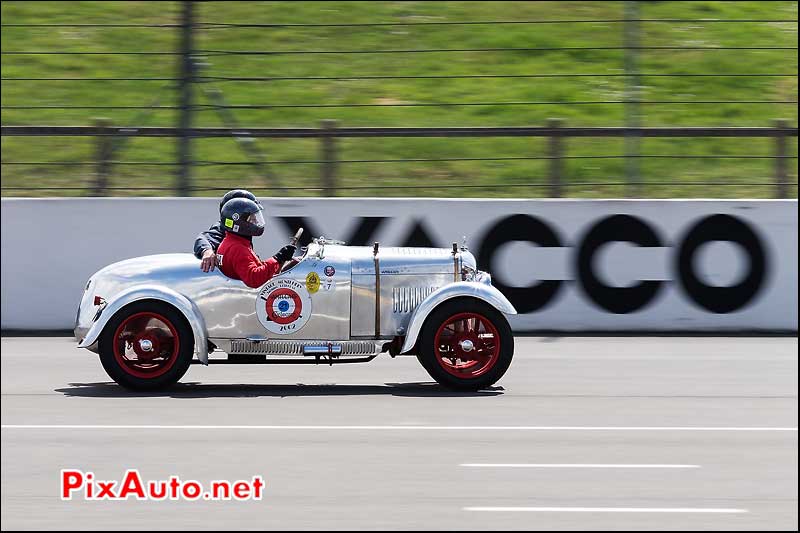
[306, 272, 321, 294]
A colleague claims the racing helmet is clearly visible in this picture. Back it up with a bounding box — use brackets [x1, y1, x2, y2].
[218, 189, 259, 213]
[220, 197, 265, 237]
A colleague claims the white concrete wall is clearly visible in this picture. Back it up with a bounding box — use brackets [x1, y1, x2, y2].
[1, 198, 796, 331]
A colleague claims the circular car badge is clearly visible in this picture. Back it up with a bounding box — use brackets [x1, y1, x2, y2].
[305, 272, 321, 294]
[256, 278, 312, 334]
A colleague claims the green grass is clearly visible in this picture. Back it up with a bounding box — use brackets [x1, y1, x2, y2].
[1, 0, 797, 198]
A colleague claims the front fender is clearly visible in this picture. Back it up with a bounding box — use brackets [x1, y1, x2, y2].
[400, 282, 516, 354]
[77, 284, 209, 364]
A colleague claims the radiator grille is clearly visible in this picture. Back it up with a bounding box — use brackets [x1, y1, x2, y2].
[392, 286, 439, 314]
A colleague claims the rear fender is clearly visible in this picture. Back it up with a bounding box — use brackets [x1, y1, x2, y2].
[77, 284, 209, 364]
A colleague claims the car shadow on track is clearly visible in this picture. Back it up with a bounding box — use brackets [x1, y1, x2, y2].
[55, 382, 504, 398]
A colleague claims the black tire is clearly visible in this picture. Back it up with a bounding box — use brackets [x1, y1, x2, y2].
[417, 298, 514, 391]
[98, 300, 194, 391]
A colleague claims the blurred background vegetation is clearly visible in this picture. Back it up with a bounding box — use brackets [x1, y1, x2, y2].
[1, 1, 797, 198]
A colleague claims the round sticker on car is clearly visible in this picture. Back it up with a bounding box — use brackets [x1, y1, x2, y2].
[306, 272, 321, 294]
[256, 279, 312, 334]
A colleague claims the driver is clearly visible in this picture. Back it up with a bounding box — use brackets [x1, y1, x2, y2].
[193, 189, 258, 272]
[215, 197, 296, 288]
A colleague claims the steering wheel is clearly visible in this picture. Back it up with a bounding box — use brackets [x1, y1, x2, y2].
[279, 227, 303, 273]
[280, 258, 300, 273]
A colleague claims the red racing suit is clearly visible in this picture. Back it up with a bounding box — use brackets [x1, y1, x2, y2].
[217, 232, 280, 288]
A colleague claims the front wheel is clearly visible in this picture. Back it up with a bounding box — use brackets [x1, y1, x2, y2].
[417, 299, 513, 391]
[98, 300, 194, 391]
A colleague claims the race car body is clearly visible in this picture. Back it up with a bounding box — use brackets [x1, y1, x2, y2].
[75, 238, 516, 391]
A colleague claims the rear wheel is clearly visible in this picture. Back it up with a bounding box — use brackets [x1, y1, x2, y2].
[417, 299, 513, 391]
[98, 300, 194, 390]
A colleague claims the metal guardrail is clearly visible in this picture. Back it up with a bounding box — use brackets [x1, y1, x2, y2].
[1, 123, 797, 198]
[3, 125, 797, 138]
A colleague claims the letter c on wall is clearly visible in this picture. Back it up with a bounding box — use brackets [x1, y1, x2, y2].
[577, 214, 664, 314]
[477, 214, 564, 313]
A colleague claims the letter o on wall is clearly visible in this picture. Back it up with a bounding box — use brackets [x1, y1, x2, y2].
[477, 214, 563, 313]
[577, 214, 664, 314]
[676, 214, 768, 313]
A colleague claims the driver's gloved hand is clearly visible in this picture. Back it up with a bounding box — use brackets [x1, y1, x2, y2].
[273, 244, 296, 263]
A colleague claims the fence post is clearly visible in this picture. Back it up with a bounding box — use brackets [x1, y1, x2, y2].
[176, 0, 194, 196]
[320, 119, 339, 197]
[547, 118, 564, 198]
[91, 118, 113, 197]
[774, 119, 789, 199]
[624, 0, 642, 197]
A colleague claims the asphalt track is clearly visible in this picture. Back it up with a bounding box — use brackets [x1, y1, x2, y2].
[1, 336, 797, 531]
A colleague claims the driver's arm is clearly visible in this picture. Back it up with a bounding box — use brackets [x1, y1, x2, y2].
[235, 250, 281, 289]
[193, 224, 225, 259]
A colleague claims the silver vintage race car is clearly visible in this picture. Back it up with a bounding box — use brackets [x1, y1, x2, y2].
[75, 231, 516, 391]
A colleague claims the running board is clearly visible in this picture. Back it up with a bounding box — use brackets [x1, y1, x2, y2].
[199, 339, 386, 366]
[192, 355, 377, 365]
[214, 339, 385, 357]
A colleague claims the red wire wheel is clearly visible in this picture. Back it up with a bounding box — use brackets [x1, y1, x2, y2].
[417, 299, 514, 391]
[112, 311, 180, 379]
[433, 312, 501, 378]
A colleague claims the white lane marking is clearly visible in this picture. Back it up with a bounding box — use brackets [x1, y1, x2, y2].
[525, 355, 798, 360]
[460, 464, 700, 468]
[1, 425, 797, 431]
[464, 507, 748, 513]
